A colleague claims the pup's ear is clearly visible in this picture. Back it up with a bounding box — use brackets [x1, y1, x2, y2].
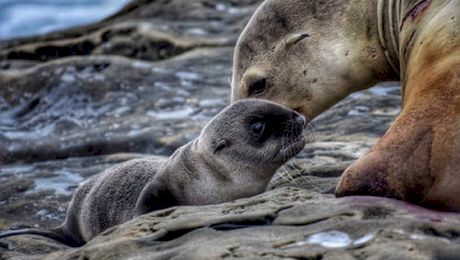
[135, 178, 177, 216]
[214, 138, 230, 153]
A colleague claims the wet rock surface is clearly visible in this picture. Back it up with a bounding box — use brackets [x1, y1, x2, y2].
[3, 188, 460, 259]
[2, 0, 459, 259]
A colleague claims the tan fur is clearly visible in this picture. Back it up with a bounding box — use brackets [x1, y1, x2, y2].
[232, 0, 460, 210]
[232, 0, 398, 119]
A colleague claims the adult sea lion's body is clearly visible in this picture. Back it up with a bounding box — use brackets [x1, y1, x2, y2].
[232, 0, 459, 210]
[0, 99, 307, 246]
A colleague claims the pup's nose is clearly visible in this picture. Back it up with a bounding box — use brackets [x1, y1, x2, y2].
[292, 113, 306, 128]
[290, 113, 306, 137]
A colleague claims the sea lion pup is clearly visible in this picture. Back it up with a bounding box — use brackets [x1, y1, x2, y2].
[0, 99, 307, 247]
[232, 0, 459, 210]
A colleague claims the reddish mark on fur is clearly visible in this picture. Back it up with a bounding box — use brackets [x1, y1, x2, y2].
[400, 0, 432, 31]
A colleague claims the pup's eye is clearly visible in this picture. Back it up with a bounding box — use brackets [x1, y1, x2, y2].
[251, 122, 265, 135]
[248, 78, 267, 96]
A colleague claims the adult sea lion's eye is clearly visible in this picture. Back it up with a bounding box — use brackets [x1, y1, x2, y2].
[251, 122, 265, 135]
[248, 78, 267, 96]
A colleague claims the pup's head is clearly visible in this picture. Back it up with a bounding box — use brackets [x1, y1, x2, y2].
[198, 99, 307, 177]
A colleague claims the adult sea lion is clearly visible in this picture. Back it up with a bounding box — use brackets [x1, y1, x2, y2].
[0, 99, 307, 246]
[232, 0, 459, 210]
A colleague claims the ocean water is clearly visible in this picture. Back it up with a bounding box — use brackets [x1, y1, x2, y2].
[0, 0, 130, 40]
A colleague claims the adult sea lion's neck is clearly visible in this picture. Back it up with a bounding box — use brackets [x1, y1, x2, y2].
[377, 0, 402, 76]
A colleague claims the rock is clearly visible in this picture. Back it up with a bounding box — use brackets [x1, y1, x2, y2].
[2, 0, 453, 259]
[0, 48, 233, 164]
[0, 0, 260, 62]
[3, 187, 460, 259]
[0, 154, 153, 229]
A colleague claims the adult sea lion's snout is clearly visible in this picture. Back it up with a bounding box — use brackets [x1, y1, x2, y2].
[235, 69, 309, 118]
[231, 0, 392, 120]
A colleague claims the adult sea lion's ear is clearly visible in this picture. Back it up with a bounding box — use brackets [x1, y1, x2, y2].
[285, 33, 310, 47]
[135, 179, 177, 216]
[214, 138, 230, 153]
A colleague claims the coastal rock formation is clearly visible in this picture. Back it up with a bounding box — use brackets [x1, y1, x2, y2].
[2, 0, 458, 259]
[3, 187, 460, 259]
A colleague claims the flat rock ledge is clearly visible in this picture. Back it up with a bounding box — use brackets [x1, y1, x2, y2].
[2, 0, 460, 259]
[2, 187, 460, 259]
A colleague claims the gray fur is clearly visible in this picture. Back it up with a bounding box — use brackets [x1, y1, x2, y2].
[0, 99, 306, 246]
